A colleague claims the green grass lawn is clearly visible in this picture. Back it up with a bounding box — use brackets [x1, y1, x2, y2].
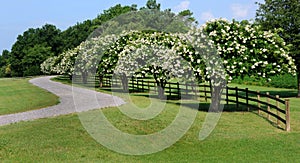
[0, 78, 59, 115]
[1, 77, 300, 162]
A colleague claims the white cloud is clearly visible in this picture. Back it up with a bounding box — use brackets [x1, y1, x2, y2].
[231, 3, 251, 18]
[174, 0, 190, 12]
[200, 12, 214, 22]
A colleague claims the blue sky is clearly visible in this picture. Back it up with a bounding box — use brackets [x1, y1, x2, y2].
[0, 0, 263, 53]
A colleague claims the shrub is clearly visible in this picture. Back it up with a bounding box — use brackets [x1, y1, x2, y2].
[232, 74, 297, 89]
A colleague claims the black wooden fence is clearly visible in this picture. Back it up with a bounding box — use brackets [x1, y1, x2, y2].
[73, 75, 291, 131]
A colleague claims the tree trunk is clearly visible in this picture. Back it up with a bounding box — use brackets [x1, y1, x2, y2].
[153, 73, 167, 100]
[210, 86, 223, 112]
[157, 86, 166, 99]
[156, 79, 166, 100]
[99, 75, 103, 88]
[120, 74, 129, 92]
[209, 80, 225, 112]
[82, 71, 88, 84]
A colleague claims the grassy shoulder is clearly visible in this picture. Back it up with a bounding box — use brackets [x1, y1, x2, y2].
[0, 77, 59, 115]
[0, 94, 300, 162]
[1, 77, 300, 161]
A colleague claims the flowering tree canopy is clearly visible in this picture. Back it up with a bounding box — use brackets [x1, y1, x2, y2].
[88, 30, 222, 90]
[42, 18, 296, 92]
[40, 56, 57, 75]
[41, 47, 78, 77]
[202, 18, 297, 82]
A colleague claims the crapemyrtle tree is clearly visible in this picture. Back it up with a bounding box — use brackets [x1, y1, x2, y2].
[202, 18, 296, 83]
[255, 0, 300, 96]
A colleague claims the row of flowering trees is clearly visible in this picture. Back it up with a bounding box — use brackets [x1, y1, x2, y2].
[41, 18, 296, 100]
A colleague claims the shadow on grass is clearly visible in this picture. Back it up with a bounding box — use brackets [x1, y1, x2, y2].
[229, 90, 297, 99]
[252, 111, 286, 130]
[259, 90, 298, 98]
[176, 103, 251, 112]
[53, 77, 288, 131]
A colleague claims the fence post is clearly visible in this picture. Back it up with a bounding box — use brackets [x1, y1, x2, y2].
[169, 83, 172, 97]
[131, 77, 134, 91]
[109, 76, 111, 86]
[142, 79, 144, 92]
[235, 87, 239, 109]
[266, 92, 270, 121]
[137, 80, 139, 92]
[204, 85, 207, 102]
[148, 80, 150, 92]
[276, 95, 280, 127]
[246, 88, 249, 111]
[226, 86, 229, 105]
[177, 82, 180, 99]
[194, 84, 197, 100]
[185, 83, 188, 97]
[285, 99, 291, 132]
[191, 84, 195, 100]
[257, 91, 261, 115]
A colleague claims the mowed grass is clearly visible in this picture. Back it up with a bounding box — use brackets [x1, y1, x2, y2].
[1, 78, 300, 162]
[0, 78, 59, 115]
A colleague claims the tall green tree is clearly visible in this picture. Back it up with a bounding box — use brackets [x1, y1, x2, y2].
[60, 20, 94, 52]
[60, 4, 137, 53]
[9, 24, 61, 76]
[178, 10, 196, 23]
[22, 45, 53, 76]
[140, 0, 161, 10]
[93, 4, 137, 25]
[0, 50, 10, 77]
[146, 0, 161, 10]
[255, 0, 300, 96]
[0, 50, 9, 67]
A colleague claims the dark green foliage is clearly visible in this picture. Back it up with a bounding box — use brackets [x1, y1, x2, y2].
[256, 0, 300, 59]
[60, 4, 137, 52]
[255, 0, 300, 95]
[0, 50, 10, 77]
[59, 20, 94, 52]
[140, 0, 161, 10]
[93, 4, 137, 25]
[232, 73, 297, 89]
[9, 24, 61, 76]
[22, 45, 54, 76]
[5, 4, 136, 77]
[4, 0, 195, 77]
[178, 10, 197, 25]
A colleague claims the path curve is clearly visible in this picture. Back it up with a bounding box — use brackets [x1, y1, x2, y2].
[0, 76, 125, 126]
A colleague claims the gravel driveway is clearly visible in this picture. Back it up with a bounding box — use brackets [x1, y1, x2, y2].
[0, 76, 125, 126]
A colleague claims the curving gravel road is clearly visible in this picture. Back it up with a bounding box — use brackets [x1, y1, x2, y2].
[0, 76, 125, 126]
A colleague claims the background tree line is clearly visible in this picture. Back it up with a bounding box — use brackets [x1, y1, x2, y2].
[0, 0, 193, 77]
[0, 4, 138, 77]
[1, 0, 299, 96]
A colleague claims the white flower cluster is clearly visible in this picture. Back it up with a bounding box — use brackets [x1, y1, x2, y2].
[41, 18, 296, 86]
[40, 56, 58, 74]
[115, 44, 194, 82]
[201, 18, 297, 82]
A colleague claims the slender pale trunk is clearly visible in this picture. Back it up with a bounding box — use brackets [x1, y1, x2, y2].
[82, 71, 88, 84]
[99, 75, 103, 88]
[210, 86, 223, 112]
[156, 79, 166, 100]
[120, 73, 129, 92]
[210, 80, 225, 112]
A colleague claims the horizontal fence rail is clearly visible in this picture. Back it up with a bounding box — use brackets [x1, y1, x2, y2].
[72, 75, 291, 131]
